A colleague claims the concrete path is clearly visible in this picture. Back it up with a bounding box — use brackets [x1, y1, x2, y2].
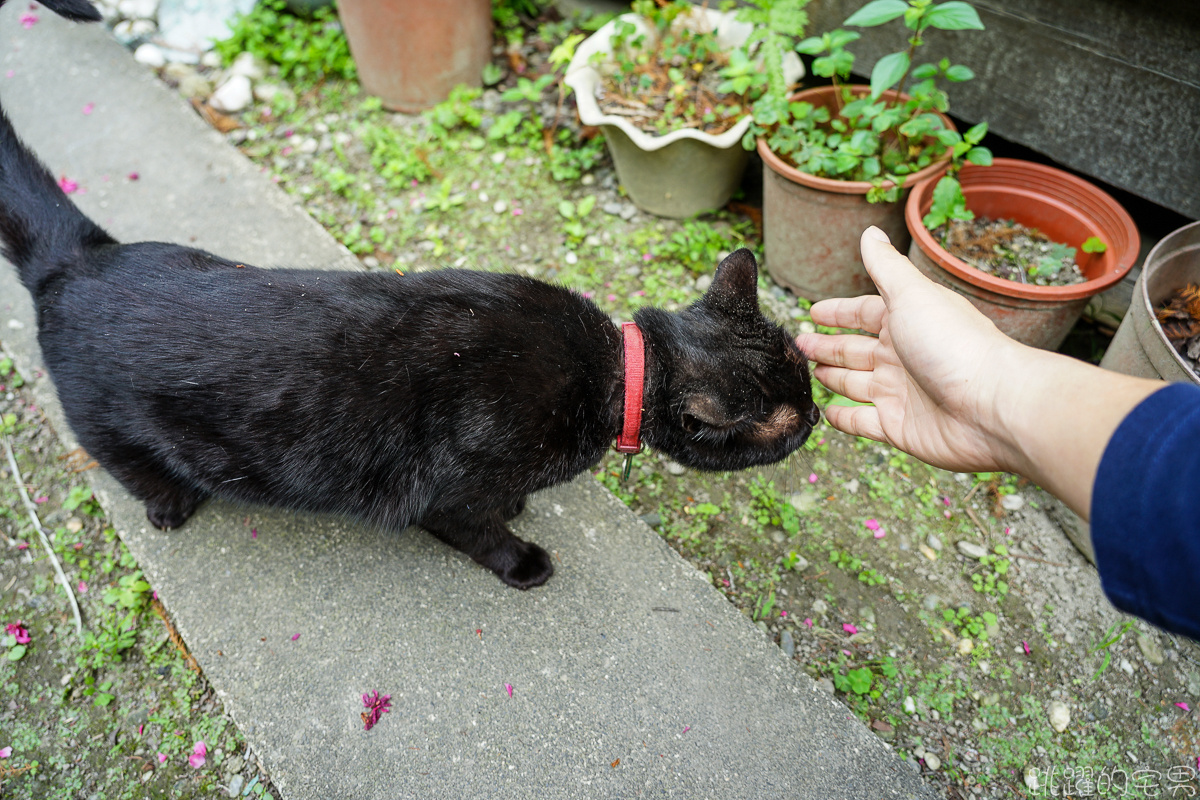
[0, 7, 935, 799]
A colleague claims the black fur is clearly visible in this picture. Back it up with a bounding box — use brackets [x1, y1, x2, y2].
[0, 0, 101, 23]
[0, 7, 818, 589]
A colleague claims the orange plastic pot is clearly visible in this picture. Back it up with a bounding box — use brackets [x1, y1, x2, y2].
[906, 158, 1140, 350]
[760, 85, 954, 301]
[338, 0, 493, 113]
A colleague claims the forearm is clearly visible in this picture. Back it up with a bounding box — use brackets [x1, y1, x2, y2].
[992, 343, 1164, 520]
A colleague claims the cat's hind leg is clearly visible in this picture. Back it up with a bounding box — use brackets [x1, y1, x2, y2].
[98, 443, 208, 530]
[501, 494, 527, 521]
[419, 505, 552, 590]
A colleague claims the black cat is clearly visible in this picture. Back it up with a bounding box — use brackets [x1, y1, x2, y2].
[0, 0, 820, 589]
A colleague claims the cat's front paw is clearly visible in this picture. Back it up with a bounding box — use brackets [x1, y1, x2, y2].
[489, 539, 554, 590]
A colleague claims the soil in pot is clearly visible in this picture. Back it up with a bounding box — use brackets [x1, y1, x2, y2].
[934, 217, 1086, 288]
[1156, 283, 1200, 378]
[594, 16, 743, 136]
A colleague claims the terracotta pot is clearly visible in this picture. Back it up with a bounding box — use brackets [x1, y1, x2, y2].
[906, 158, 1140, 350]
[1099, 220, 1200, 384]
[564, 9, 802, 219]
[338, 0, 493, 113]
[759, 85, 954, 300]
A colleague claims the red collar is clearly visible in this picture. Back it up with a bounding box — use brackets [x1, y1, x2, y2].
[615, 321, 644, 454]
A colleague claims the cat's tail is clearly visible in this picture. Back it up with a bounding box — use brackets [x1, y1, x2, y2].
[0, 0, 101, 22]
[0, 0, 112, 295]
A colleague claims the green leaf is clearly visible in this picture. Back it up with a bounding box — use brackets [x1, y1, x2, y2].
[912, 62, 938, 80]
[1082, 236, 1108, 254]
[846, 667, 874, 694]
[964, 121, 988, 144]
[844, 0, 908, 27]
[924, 1, 985, 30]
[945, 64, 976, 81]
[795, 36, 825, 55]
[965, 146, 993, 165]
[557, 200, 576, 220]
[7, 644, 26, 661]
[577, 195, 596, 218]
[869, 51, 910, 99]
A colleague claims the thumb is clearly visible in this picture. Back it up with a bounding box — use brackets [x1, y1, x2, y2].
[859, 226, 928, 304]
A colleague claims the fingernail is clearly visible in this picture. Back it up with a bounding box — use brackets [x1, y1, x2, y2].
[866, 226, 891, 243]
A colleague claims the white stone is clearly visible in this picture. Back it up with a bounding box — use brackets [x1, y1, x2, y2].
[957, 638, 974, 656]
[903, 696, 916, 714]
[157, 0, 256, 52]
[1119, 657, 1134, 676]
[296, 137, 319, 155]
[228, 51, 267, 81]
[956, 540, 988, 559]
[1048, 700, 1070, 732]
[490, 152, 506, 165]
[209, 74, 252, 113]
[1000, 493, 1025, 511]
[133, 43, 166, 68]
[564, 252, 578, 265]
[201, 51, 223, 68]
[1024, 765, 1040, 792]
[119, 0, 159, 20]
[924, 753, 941, 771]
[113, 18, 156, 45]
[492, 200, 508, 214]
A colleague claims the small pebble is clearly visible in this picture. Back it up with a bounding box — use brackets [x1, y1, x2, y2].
[956, 540, 987, 559]
[1048, 700, 1070, 732]
[779, 630, 795, 658]
[926, 534, 942, 551]
[490, 152, 506, 165]
[1000, 493, 1025, 511]
[133, 43, 166, 68]
[924, 753, 941, 771]
[580, 174, 595, 186]
[564, 252, 578, 265]
[903, 696, 916, 714]
[227, 775, 244, 796]
[209, 74, 252, 113]
[843, 478, 859, 494]
[1137, 633, 1165, 665]
[492, 200, 508, 214]
[664, 461, 685, 476]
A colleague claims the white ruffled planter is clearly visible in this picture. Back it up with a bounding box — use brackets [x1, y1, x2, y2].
[565, 9, 802, 219]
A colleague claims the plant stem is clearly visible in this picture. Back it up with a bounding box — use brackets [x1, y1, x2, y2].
[4, 436, 83, 636]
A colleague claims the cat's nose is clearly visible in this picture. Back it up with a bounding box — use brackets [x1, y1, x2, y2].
[803, 403, 822, 428]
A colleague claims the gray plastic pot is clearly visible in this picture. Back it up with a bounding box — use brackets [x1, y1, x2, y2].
[564, 10, 801, 219]
[1100, 220, 1200, 385]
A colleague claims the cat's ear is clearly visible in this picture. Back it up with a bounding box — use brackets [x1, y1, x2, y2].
[703, 248, 760, 316]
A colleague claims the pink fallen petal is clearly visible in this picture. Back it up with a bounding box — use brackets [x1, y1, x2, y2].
[33, 495, 48, 504]
[280, 145, 293, 156]
[82, 102, 94, 115]
[291, 633, 300, 641]
[606, 294, 617, 302]
[943, 510, 952, 519]
[864, 519, 880, 531]
[803, 618, 813, 628]
[127, 171, 138, 181]
[4, 70, 13, 78]
[779, 610, 788, 618]
[842, 649, 852, 657]
[681, 725, 690, 734]
[641, 253, 651, 262]
[16, 542, 28, 550]
[808, 473, 818, 484]
[0, 746, 11, 758]
[505, 683, 513, 698]
[138, 724, 144, 736]
[58, 176, 77, 194]
[188, 740, 206, 769]
[251, 528, 257, 539]
[157, 753, 167, 764]
[1004, 527, 1012, 535]
[1022, 640, 1031, 655]
[873, 529, 886, 539]
[470, 180, 480, 190]
[77, 581, 88, 594]
[511, 208, 524, 216]
[941, 496, 951, 506]
[1176, 702, 1191, 711]
[842, 623, 858, 635]
[19, 12, 37, 28]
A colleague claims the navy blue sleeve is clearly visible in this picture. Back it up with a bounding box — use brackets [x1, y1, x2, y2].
[1091, 382, 1200, 641]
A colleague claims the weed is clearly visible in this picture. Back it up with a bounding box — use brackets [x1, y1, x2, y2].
[558, 195, 596, 244]
[970, 545, 1010, 597]
[0, 356, 24, 388]
[1089, 620, 1135, 680]
[748, 478, 800, 536]
[213, 0, 355, 83]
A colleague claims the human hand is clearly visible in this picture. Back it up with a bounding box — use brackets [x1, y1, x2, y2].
[793, 227, 1027, 474]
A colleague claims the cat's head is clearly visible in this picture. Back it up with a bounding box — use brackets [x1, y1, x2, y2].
[635, 249, 820, 471]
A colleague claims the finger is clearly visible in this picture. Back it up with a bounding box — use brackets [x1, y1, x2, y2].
[822, 403, 886, 444]
[859, 226, 933, 305]
[812, 364, 877, 405]
[807, 294, 887, 334]
[795, 332, 879, 371]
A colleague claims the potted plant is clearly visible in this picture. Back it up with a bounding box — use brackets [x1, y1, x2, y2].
[338, 0, 493, 113]
[749, 0, 988, 300]
[1099, 220, 1200, 384]
[904, 158, 1141, 350]
[563, 0, 805, 219]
